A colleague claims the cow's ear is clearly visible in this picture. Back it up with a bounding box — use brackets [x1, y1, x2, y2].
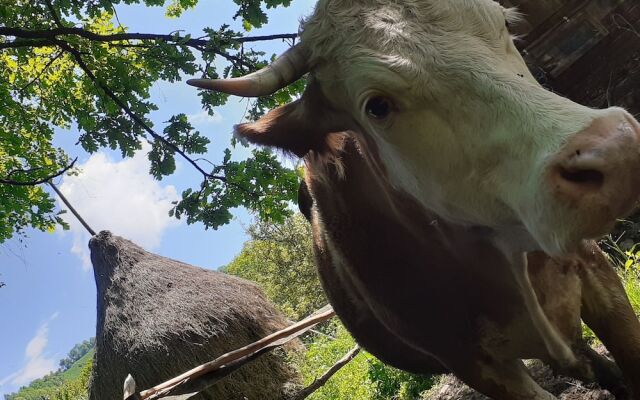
[234, 81, 349, 157]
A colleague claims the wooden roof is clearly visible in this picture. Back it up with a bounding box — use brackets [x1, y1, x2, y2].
[502, 0, 640, 115]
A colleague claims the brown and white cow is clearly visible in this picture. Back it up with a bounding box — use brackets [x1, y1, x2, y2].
[188, 0, 640, 398]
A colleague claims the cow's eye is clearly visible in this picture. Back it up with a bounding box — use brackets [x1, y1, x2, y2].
[365, 97, 392, 119]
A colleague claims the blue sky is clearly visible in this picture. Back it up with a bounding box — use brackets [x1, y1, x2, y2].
[0, 0, 315, 395]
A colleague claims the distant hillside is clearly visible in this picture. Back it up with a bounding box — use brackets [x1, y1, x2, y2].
[5, 341, 94, 400]
[61, 349, 93, 382]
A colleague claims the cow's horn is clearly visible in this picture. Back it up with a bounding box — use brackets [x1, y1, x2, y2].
[187, 43, 308, 97]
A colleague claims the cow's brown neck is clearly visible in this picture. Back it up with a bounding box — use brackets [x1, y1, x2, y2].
[304, 137, 532, 369]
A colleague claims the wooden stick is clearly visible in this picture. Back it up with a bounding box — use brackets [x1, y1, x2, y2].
[125, 305, 335, 400]
[48, 181, 97, 236]
[292, 345, 361, 400]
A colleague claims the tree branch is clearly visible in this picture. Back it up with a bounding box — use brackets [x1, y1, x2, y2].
[6, 166, 44, 178]
[0, 26, 295, 68]
[0, 39, 56, 49]
[54, 40, 255, 196]
[0, 26, 297, 47]
[0, 157, 78, 186]
[293, 346, 361, 400]
[1, 25, 277, 195]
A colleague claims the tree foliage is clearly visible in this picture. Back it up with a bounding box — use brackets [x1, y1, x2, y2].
[223, 213, 326, 321]
[58, 337, 95, 372]
[0, 0, 304, 243]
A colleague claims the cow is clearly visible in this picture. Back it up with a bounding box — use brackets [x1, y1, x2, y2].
[187, 0, 640, 398]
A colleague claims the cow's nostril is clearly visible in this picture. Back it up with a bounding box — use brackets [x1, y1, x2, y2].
[559, 167, 604, 187]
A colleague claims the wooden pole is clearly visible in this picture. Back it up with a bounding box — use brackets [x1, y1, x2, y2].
[48, 181, 96, 236]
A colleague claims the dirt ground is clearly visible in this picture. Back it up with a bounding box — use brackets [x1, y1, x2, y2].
[422, 346, 616, 400]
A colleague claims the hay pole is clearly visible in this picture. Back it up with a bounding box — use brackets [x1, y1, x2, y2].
[48, 181, 96, 236]
[292, 345, 361, 400]
[124, 305, 336, 400]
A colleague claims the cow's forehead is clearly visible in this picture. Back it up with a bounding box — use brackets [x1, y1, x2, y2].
[301, 0, 509, 66]
[299, 0, 521, 108]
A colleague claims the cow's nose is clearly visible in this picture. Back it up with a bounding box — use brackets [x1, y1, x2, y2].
[551, 149, 607, 196]
[549, 110, 640, 236]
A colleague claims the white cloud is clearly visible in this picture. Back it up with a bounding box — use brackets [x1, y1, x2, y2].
[1, 313, 59, 387]
[58, 145, 180, 270]
[187, 110, 223, 126]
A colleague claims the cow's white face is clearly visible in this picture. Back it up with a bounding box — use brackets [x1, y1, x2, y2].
[189, 0, 640, 257]
[298, 0, 640, 256]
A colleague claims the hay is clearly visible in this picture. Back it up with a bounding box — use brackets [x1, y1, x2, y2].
[88, 231, 299, 400]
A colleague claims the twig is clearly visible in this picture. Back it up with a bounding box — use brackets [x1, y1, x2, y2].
[237, 33, 300, 43]
[0, 157, 77, 186]
[5, 166, 44, 178]
[126, 306, 336, 400]
[292, 345, 361, 400]
[606, 70, 614, 107]
[48, 180, 97, 236]
[43, 0, 64, 28]
[107, 43, 154, 49]
[612, 14, 640, 38]
[107, 0, 126, 35]
[309, 329, 336, 340]
[18, 51, 63, 93]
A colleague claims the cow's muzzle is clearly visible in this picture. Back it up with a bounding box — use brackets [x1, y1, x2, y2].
[548, 109, 640, 240]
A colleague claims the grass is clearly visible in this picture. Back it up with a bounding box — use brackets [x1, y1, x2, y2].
[581, 235, 640, 345]
[622, 271, 640, 313]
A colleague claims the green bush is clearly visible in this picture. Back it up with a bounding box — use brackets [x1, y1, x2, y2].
[294, 322, 434, 400]
[297, 322, 375, 400]
[621, 271, 640, 314]
[51, 359, 92, 400]
[368, 358, 434, 400]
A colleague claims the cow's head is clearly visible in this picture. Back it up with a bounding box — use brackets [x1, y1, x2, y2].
[189, 0, 640, 256]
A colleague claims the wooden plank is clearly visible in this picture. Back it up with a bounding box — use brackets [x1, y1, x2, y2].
[507, 0, 640, 114]
[550, 2, 640, 112]
[507, 0, 589, 46]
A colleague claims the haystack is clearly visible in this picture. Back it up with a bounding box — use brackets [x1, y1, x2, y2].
[88, 231, 299, 400]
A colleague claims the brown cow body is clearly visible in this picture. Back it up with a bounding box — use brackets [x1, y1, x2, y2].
[300, 138, 640, 399]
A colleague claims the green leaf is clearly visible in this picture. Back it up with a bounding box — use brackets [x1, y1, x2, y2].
[625, 259, 634, 270]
